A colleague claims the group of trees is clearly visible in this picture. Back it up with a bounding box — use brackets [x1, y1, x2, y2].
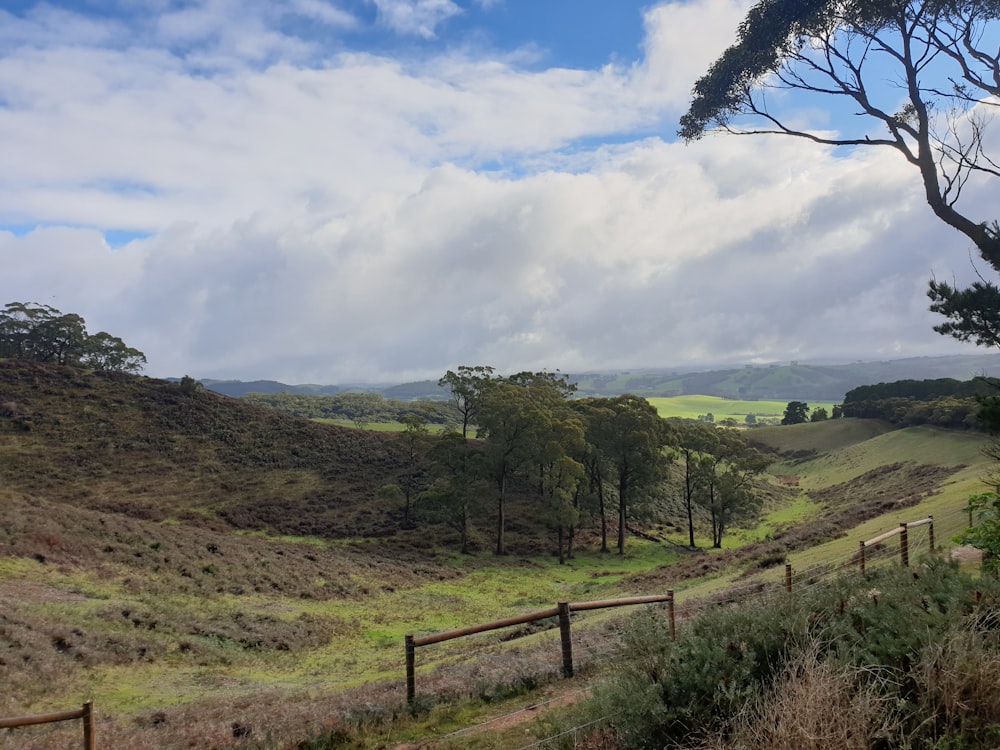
[0, 301, 146, 373]
[840, 377, 988, 428]
[780, 401, 841, 425]
[400, 367, 770, 559]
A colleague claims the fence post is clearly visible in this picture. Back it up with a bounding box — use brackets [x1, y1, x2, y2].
[859, 541, 866, 575]
[928, 515, 935, 552]
[557, 602, 574, 678]
[785, 563, 792, 593]
[405, 635, 415, 704]
[82, 701, 94, 750]
[668, 590, 676, 641]
[900, 523, 909, 567]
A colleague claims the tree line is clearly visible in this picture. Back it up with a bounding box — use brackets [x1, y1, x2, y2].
[386, 366, 770, 559]
[0, 301, 146, 373]
[839, 378, 992, 429]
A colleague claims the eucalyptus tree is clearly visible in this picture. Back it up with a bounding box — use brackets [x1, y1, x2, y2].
[475, 371, 582, 555]
[672, 419, 720, 548]
[576, 395, 673, 555]
[417, 431, 486, 554]
[680, 0, 1000, 345]
[0, 301, 145, 372]
[397, 414, 431, 527]
[694, 430, 770, 548]
[438, 365, 498, 437]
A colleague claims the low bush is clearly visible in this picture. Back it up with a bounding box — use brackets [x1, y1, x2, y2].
[556, 558, 1000, 749]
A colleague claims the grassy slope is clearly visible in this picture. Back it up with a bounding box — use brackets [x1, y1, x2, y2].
[1, 362, 995, 748]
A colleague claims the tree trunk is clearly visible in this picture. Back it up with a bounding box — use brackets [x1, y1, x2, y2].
[685, 453, 696, 548]
[617, 472, 628, 556]
[598, 483, 609, 553]
[495, 473, 506, 556]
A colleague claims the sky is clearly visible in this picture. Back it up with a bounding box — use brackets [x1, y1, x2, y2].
[1, 0, 998, 384]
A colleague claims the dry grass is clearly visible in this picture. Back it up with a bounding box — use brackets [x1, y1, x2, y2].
[699, 648, 902, 750]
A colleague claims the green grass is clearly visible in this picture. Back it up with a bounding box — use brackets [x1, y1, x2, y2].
[647, 395, 837, 423]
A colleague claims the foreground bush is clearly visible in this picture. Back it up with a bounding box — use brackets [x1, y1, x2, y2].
[555, 558, 1000, 749]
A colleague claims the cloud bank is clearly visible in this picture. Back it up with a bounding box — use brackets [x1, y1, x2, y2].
[0, 0, 993, 383]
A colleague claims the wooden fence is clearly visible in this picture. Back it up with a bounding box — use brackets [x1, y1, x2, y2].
[406, 515, 937, 703]
[858, 516, 933, 573]
[0, 701, 95, 749]
[406, 593, 676, 702]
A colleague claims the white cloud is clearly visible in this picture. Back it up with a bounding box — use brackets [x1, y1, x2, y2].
[369, 0, 463, 39]
[0, 0, 994, 383]
[288, 0, 359, 28]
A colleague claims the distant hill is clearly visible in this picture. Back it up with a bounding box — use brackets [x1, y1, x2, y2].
[197, 354, 1000, 403]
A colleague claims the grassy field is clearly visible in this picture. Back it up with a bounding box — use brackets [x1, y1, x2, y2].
[647, 395, 838, 423]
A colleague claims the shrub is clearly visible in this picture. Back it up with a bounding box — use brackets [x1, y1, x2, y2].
[563, 559, 1000, 749]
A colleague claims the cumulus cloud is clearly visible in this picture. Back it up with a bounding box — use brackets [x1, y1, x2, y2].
[0, 0, 994, 382]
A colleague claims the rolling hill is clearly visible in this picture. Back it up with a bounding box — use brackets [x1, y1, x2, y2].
[199, 353, 1000, 403]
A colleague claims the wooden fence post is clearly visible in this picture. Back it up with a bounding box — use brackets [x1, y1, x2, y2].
[785, 563, 792, 593]
[928, 515, 935, 552]
[82, 701, 94, 750]
[859, 541, 866, 575]
[900, 523, 909, 568]
[405, 635, 415, 704]
[558, 602, 573, 678]
[668, 591, 676, 641]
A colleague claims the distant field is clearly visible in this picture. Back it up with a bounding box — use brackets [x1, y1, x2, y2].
[647, 395, 837, 423]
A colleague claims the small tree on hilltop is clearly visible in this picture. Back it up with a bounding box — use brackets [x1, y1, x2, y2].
[782, 401, 809, 425]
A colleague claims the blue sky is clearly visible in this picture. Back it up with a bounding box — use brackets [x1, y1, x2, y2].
[1, 0, 997, 383]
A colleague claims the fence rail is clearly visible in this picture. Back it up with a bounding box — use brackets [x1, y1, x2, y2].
[0, 701, 94, 749]
[407, 515, 939, 703]
[406, 592, 676, 702]
[858, 516, 933, 573]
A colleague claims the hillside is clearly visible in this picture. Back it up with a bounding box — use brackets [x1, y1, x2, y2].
[0, 361, 410, 539]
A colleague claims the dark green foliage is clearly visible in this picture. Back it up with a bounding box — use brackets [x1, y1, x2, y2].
[679, 0, 830, 141]
[582, 560, 1000, 749]
[841, 376, 989, 429]
[0, 301, 146, 372]
[955, 493, 1000, 573]
[842, 396, 981, 429]
[845, 378, 992, 403]
[781, 400, 809, 425]
[929, 278, 1000, 350]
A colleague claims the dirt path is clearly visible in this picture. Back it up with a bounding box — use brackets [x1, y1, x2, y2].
[392, 686, 590, 749]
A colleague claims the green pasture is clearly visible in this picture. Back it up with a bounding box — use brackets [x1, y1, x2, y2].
[647, 395, 837, 423]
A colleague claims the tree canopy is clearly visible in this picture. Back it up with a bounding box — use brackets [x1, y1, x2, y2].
[782, 401, 810, 425]
[0, 301, 146, 373]
[680, 0, 1000, 340]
